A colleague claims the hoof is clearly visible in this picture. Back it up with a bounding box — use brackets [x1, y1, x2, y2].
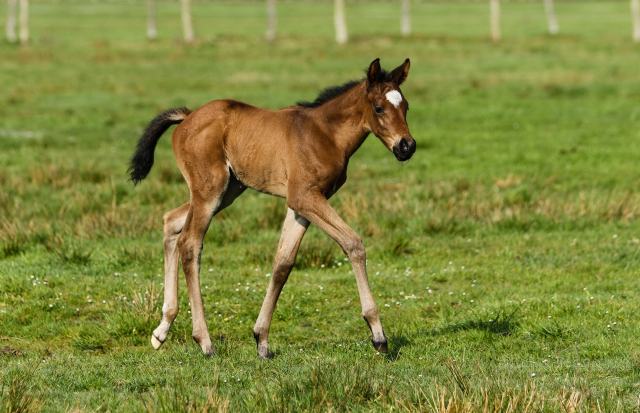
[151, 334, 164, 350]
[254, 331, 272, 359]
[372, 339, 388, 353]
[257, 347, 272, 360]
[201, 343, 216, 358]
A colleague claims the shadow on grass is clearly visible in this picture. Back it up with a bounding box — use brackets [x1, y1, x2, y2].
[431, 306, 522, 337]
[386, 334, 412, 360]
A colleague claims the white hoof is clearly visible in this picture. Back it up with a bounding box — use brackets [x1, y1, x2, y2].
[151, 334, 164, 350]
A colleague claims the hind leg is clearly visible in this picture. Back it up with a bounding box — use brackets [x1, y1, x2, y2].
[178, 169, 238, 356]
[151, 172, 245, 352]
[151, 202, 190, 350]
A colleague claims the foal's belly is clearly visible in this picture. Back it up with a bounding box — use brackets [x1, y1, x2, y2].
[227, 158, 288, 198]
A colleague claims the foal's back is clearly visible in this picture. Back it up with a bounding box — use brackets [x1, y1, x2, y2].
[172, 99, 338, 199]
[171, 99, 300, 197]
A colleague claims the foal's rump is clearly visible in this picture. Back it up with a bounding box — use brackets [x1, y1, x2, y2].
[130, 99, 296, 197]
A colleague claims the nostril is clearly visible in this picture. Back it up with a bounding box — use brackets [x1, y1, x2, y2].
[400, 138, 409, 152]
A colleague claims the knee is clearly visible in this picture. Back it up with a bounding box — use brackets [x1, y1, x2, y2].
[274, 253, 296, 274]
[177, 234, 197, 261]
[163, 236, 175, 252]
[344, 237, 366, 262]
[163, 212, 184, 238]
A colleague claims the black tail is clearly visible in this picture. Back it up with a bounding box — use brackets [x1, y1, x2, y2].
[128, 107, 192, 185]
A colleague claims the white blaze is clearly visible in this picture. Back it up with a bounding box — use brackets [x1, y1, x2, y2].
[385, 90, 403, 108]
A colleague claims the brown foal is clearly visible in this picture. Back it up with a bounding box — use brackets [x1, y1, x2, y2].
[129, 58, 416, 358]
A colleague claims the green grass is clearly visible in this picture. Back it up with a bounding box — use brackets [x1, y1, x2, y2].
[2, 1, 640, 411]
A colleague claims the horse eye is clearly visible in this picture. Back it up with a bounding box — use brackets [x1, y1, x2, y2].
[374, 106, 384, 114]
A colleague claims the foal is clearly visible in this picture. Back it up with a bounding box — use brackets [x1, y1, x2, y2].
[129, 58, 416, 358]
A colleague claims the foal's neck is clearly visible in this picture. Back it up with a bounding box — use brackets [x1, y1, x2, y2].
[316, 82, 370, 159]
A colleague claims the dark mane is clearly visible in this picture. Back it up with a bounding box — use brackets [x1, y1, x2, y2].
[296, 69, 393, 108]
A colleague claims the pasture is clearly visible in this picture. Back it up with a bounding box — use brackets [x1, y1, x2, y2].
[1, 1, 640, 411]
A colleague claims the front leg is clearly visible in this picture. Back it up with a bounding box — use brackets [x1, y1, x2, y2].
[288, 191, 387, 353]
[254, 208, 310, 359]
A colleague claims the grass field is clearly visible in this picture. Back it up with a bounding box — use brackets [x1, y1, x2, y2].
[2, 1, 640, 411]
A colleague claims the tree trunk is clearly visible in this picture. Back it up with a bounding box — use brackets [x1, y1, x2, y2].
[19, 0, 28, 45]
[334, 0, 347, 44]
[181, 0, 194, 43]
[401, 0, 410, 36]
[632, 0, 640, 42]
[544, 0, 559, 35]
[490, 0, 500, 42]
[266, 0, 276, 41]
[6, 0, 17, 43]
[147, 0, 157, 40]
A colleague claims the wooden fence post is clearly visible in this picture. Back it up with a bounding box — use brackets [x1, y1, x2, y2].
[490, 0, 500, 41]
[544, 0, 559, 35]
[19, 0, 28, 45]
[266, 0, 276, 41]
[181, 0, 194, 43]
[6, 0, 17, 43]
[632, 0, 640, 42]
[334, 0, 347, 44]
[147, 0, 157, 40]
[401, 0, 410, 36]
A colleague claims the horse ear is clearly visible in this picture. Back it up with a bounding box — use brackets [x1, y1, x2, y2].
[367, 58, 381, 85]
[391, 58, 410, 85]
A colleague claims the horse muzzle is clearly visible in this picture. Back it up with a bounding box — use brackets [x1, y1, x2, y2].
[392, 137, 416, 161]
